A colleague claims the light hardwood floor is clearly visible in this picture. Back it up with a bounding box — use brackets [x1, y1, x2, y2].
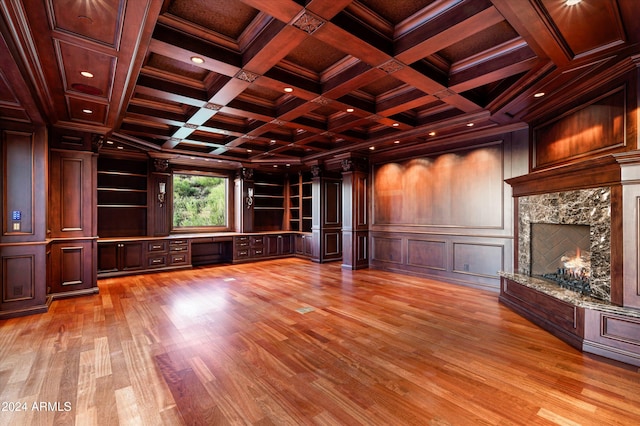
[1, 258, 639, 425]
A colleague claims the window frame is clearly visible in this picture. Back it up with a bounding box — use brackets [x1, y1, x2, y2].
[170, 169, 233, 233]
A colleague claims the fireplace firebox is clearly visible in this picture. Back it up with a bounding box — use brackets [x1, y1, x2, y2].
[530, 223, 591, 295]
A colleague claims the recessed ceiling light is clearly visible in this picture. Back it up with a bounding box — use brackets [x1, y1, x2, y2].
[392, 123, 399, 127]
[273, 164, 278, 167]
[369, 146, 375, 150]
[106, 140, 114, 144]
[466, 122, 474, 127]
[82, 108, 93, 114]
[394, 140, 400, 144]
[270, 139, 276, 145]
[80, 71, 94, 78]
[346, 108, 354, 113]
[247, 149, 252, 153]
[284, 87, 294, 93]
[116, 146, 124, 150]
[190, 56, 204, 64]
[534, 92, 545, 98]
[566, 0, 581, 5]
[429, 131, 436, 136]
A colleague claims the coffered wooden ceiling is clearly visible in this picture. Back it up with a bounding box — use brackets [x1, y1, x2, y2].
[1, 0, 639, 168]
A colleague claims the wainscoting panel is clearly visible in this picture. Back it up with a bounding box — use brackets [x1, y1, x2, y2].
[371, 236, 403, 264]
[371, 232, 511, 291]
[453, 243, 504, 278]
[407, 239, 446, 271]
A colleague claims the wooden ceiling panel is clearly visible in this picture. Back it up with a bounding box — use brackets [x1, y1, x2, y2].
[283, 36, 349, 75]
[540, 0, 625, 58]
[145, 53, 210, 82]
[356, 0, 439, 25]
[48, 0, 124, 47]
[166, 0, 259, 40]
[67, 97, 107, 124]
[56, 40, 115, 99]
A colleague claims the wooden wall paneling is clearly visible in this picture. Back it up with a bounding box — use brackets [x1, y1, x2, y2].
[452, 242, 504, 279]
[533, 87, 627, 169]
[407, 239, 446, 271]
[0, 243, 48, 318]
[1, 128, 47, 241]
[621, 180, 640, 309]
[372, 142, 504, 228]
[0, 126, 49, 317]
[150, 172, 170, 236]
[49, 149, 96, 238]
[341, 165, 368, 269]
[583, 309, 640, 367]
[321, 177, 342, 262]
[371, 236, 403, 264]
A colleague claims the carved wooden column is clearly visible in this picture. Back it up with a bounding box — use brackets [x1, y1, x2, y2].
[234, 168, 254, 233]
[341, 157, 369, 269]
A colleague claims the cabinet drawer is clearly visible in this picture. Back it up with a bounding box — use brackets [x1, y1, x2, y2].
[236, 241, 250, 248]
[170, 245, 188, 252]
[250, 236, 264, 245]
[236, 236, 249, 243]
[170, 240, 188, 246]
[147, 241, 168, 252]
[169, 253, 188, 265]
[251, 248, 264, 257]
[236, 249, 249, 258]
[147, 255, 167, 268]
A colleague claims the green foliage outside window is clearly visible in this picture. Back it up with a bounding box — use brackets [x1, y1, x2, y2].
[173, 173, 227, 227]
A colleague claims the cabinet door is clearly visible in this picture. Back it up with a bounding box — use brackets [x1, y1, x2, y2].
[265, 235, 280, 256]
[97, 242, 118, 273]
[49, 241, 94, 293]
[281, 234, 293, 254]
[121, 242, 144, 270]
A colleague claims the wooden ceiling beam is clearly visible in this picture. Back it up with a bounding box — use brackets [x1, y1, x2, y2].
[395, 4, 504, 65]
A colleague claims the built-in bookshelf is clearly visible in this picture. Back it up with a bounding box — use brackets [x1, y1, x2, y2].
[97, 155, 148, 237]
[253, 172, 285, 231]
[288, 172, 312, 232]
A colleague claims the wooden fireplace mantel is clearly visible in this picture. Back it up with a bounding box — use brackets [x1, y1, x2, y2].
[506, 154, 624, 197]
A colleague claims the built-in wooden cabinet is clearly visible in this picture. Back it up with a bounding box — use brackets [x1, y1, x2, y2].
[48, 148, 98, 298]
[265, 234, 293, 257]
[97, 154, 148, 238]
[97, 241, 145, 275]
[233, 233, 296, 263]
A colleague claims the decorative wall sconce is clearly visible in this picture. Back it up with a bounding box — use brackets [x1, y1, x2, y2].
[246, 187, 254, 209]
[158, 182, 166, 207]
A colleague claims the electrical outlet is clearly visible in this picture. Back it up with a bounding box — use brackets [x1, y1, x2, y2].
[12, 222, 20, 231]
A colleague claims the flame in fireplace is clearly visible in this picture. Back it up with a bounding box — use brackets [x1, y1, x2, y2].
[561, 247, 591, 276]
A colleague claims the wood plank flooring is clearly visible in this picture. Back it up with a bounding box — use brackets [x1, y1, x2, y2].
[1, 258, 639, 425]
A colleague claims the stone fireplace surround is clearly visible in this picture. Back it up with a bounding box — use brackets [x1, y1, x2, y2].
[500, 154, 640, 367]
[518, 187, 611, 301]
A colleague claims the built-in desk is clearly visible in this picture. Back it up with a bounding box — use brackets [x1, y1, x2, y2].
[97, 231, 310, 277]
[500, 273, 640, 367]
